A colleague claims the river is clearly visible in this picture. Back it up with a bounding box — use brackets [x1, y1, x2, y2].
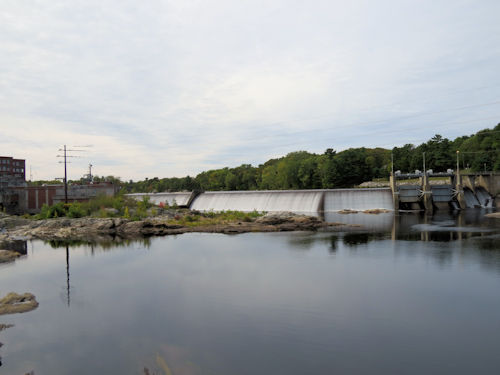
[1, 210, 500, 374]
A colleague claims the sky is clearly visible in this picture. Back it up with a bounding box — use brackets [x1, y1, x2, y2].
[1, 0, 500, 181]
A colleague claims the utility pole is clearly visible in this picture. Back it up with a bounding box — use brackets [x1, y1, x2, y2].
[88, 163, 93, 183]
[64, 145, 68, 203]
[57, 145, 90, 203]
[391, 152, 394, 176]
[423, 152, 426, 175]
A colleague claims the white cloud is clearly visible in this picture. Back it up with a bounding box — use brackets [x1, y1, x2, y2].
[1, 0, 499, 180]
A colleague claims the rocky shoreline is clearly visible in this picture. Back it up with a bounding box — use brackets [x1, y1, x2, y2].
[0, 211, 356, 243]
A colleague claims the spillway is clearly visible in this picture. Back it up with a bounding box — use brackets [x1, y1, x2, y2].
[190, 188, 394, 213]
[127, 192, 194, 207]
[463, 188, 480, 208]
[323, 188, 393, 211]
[190, 190, 324, 213]
[475, 187, 493, 208]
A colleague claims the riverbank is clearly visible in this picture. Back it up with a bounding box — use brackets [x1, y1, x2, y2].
[0, 211, 355, 242]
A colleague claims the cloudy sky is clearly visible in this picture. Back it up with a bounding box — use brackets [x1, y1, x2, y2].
[1, 0, 499, 180]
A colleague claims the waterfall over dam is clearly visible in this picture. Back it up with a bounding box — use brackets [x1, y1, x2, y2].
[323, 188, 393, 211]
[190, 190, 324, 213]
[127, 192, 194, 207]
[475, 187, 493, 208]
[189, 188, 394, 213]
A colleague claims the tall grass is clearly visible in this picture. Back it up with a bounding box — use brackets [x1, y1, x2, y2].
[35, 194, 153, 220]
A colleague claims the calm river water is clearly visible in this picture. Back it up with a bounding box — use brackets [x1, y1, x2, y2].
[1, 210, 500, 374]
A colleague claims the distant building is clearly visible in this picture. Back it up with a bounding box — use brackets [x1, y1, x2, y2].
[0, 155, 120, 214]
[0, 156, 26, 180]
[2, 182, 118, 214]
[0, 156, 27, 212]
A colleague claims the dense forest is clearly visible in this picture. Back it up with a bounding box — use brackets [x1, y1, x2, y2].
[72, 123, 500, 192]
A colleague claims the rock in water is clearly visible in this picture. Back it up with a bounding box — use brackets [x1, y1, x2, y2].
[0, 292, 39, 315]
[0, 250, 21, 263]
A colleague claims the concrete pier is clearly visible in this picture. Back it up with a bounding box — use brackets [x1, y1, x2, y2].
[390, 171, 499, 211]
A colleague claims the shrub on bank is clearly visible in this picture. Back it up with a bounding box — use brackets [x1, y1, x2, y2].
[32, 195, 264, 224]
[38, 202, 67, 219]
[35, 194, 139, 219]
[167, 210, 264, 227]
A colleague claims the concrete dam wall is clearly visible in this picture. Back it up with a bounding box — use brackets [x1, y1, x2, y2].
[190, 190, 324, 213]
[190, 188, 393, 213]
[323, 188, 393, 211]
[127, 192, 194, 207]
[128, 188, 394, 214]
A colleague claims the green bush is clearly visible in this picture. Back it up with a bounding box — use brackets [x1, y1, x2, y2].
[67, 203, 86, 218]
[38, 202, 67, 219]
[137, 196, 152, 211]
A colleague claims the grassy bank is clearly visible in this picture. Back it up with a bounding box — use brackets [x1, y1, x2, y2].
[164, 210, 262, 227]
[31, 194, 263, 224]
[34, 194, 154, 220]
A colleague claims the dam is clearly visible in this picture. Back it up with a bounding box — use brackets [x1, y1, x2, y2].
[190, 190, 324, 213]
[127, 192, 194, 207]
[391, 171, 499, 210]
[129, 188, 394, 214]
[127, 171, 500, 214]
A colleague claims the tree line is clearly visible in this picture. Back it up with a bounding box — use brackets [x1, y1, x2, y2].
[120, 147, 391, 193]
[34, 122, 500, 192]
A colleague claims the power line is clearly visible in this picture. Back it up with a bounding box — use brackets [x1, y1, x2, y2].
[56, 145, 91, 203]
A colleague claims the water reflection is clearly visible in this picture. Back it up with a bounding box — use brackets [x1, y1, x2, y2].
[0, 240, 27, 255]
[0, 209, 499, 374]
[65, 245, 70, 307]
[285, 209, 500, 274]
[287, 209, 499, 249]
[343, 232, 388, 246]
[46, 238, 151, 251]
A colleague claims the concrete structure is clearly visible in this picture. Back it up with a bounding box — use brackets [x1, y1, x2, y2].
[127, 192, 195, 208]
[390, 171, 500, 211]
[133, 189, 394, 214]
[2, 183, 118, 214]
[132, 172, 500, 214]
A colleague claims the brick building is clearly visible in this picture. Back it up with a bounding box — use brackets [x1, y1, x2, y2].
[2, 182, 119, 214]
[0, 156, 26, 180]
[0, 155, 119, 213]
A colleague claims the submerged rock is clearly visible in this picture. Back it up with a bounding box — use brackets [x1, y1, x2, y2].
[0, 324, 13, 331]
[362, 209, 391, 214]
[255, 212, 320, 225]
[0, 250, 21, 264]
[0, 293, 39, 315]
[338, 209, 358, 214]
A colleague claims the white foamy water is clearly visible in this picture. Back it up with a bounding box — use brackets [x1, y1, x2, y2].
[323, 188, 393, 211]
[464, 189, 480, 208]
[127, 192, 194, 207]
[191, 188, 394, 213]
[475, 187, 493, 208]
[190, 190, 324, 213]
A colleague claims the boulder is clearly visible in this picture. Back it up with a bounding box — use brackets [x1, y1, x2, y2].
[0, 250, 21, 264]
[0, 293, 38, 315]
